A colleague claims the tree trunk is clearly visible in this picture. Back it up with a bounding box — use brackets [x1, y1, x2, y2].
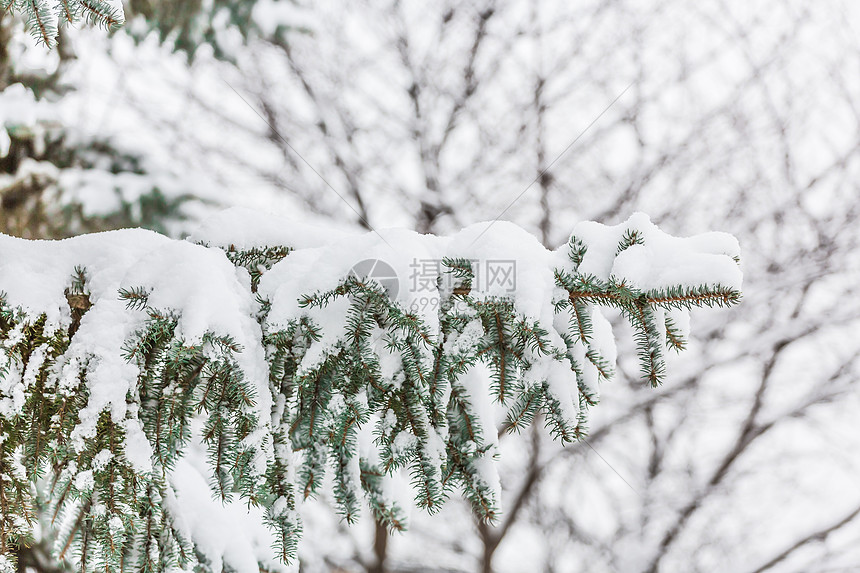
[481, 542, 496, 573]
[0, 12, 11, 89]
[369, 518, 389, 573]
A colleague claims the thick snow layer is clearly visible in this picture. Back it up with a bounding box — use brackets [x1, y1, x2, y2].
[447, 222, 556, 317]
[260, 221, 562, 349]
[573, 212, 742, 291]
[0, 229, 169, 325]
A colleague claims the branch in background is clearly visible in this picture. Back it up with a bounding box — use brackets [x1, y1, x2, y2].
[749, 504, 860, 573]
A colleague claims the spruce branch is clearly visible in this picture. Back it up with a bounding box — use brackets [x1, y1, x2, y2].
[0, 215, 741, 568]
[118, 286, 151, 311]
[3, 0, 125, 46]
[76, 0, 123, 30]
[644, 283, 742, 310]
[25, 0, 57, 47]
[664, 314, 687, 352]
[616, 228, 645, 254]
[59, 0, 72, 23]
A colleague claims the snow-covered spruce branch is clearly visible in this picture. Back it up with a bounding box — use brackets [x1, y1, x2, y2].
[1, 0, 124, 48]
[0, 210, 741, 572]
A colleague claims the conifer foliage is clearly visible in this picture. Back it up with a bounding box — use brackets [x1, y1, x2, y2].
[0, 212, 742, 572]
[1, 0, 123, 47]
